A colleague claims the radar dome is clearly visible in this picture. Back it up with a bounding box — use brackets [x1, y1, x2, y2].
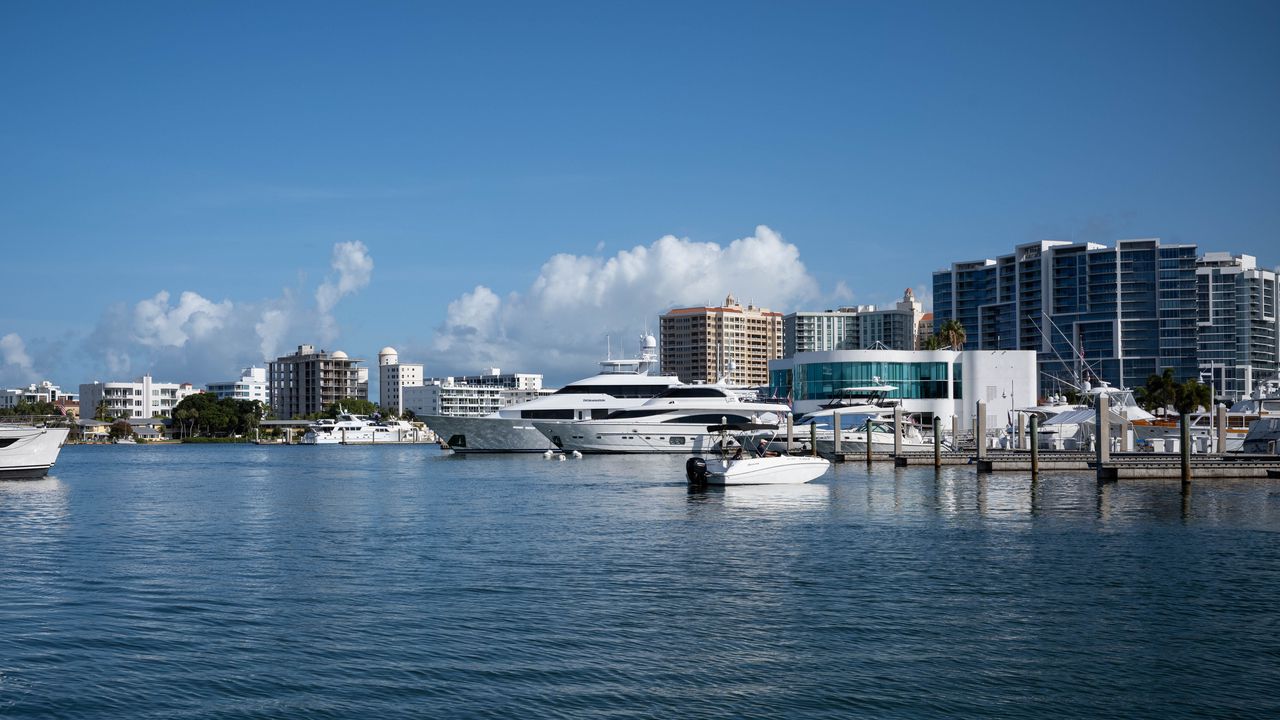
[644, 335, 657, 348]
[379, 346, 397, 356]
[331, 350, 349, 359]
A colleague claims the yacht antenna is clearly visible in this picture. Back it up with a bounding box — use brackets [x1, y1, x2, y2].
[607, 334, 611, 361]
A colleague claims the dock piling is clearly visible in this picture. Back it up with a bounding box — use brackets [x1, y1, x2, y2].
[1017, 411, 1026, 450]
[893, 405, 903, 456]
[932, 416, 941, 469]
[1216, 403, 1227, 454]
[787, 414, 794, 454]
[810, 421, 817, 457]
[975, 401, 987, 460]
[1029, 414, 1039, 476]
[833, 411, 842, 455]
[1180, 413, 1191, 487]
[865, 416, 873, 465]
[1096, 393, 1111, 479]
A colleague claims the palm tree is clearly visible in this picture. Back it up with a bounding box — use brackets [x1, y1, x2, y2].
[1136, 368, 1177, 414]
[1172, 379, 1212, 416]
[938, 320, 966, 350]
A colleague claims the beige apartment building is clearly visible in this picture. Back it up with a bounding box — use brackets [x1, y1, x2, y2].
[659, 294, 784, 386]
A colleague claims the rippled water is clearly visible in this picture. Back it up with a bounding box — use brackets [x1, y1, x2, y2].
[2, 445, 1278, 718]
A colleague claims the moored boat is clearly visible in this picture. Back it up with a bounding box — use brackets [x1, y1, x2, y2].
[686, 423, 830, 486]
[0, 424, 70, 479]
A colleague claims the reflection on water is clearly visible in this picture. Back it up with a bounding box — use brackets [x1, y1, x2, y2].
[0, 445, 1277, 719]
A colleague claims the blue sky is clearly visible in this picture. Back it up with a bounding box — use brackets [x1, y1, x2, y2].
[2, 1, 1278, 389]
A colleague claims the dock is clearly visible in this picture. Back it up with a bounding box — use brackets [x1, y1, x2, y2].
[821, 447, 1280, 479]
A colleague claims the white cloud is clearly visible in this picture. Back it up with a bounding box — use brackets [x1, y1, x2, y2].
[131, 290, 233, 348]
[316, 241, 374, 342]
[424, 225, 820, 381]
[0, 333, 37, 384]
[81, 242, 373, 384]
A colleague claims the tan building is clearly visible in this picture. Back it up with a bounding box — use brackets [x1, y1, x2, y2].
[660, 293, 784, 386]
[268, 345, 366, 419]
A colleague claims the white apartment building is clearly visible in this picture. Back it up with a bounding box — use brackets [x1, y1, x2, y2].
[79, 375, 200, 419]
[0, 380, 77, 410]
[207, 366, 270, 404]
[403, 381, 506, 418]
[784, 289, 925, 357]
[377, 347, 424, 415]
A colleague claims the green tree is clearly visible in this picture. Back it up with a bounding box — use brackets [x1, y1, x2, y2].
[1136, 368, 1177, 414]
[921, 334, 944, 351]
[108, 420, 134, 440]
[94, 400, 112, 422]
[1171, 379, 1212, 416]
[938, 319, 967, 350]
[323, 399, 380, 418]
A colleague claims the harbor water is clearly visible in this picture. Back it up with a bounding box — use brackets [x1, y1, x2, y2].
[2, 444, 1278, 718]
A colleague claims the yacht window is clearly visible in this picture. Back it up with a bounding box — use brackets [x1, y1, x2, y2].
[520, 409, 575, 420]
[654, 387, 729, 399]
[668, 413, 752, 424]
[603, 408, 669, 420]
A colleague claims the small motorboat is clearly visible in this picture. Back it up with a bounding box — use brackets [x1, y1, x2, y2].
[687, 423, 830, 487]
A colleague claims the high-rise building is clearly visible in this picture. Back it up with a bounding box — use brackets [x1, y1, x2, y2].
[784, 289, 924, 357]
[377, 347, 424, 415]
[933, 239, 1201, 394]
[1196, 253, 1279, 399]
[268, 345, 366, 419]
[79, 375, 199, 420]
[660, 293, 783, 386]
[207, 366, 269, 404]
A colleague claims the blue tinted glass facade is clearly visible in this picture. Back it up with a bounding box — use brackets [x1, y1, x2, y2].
[791, 361, 951, 401]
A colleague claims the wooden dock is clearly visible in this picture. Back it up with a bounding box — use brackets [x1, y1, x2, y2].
[822, 448, 1280, 479]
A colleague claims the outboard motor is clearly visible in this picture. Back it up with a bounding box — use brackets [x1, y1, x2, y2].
[685, 457, 708, 488]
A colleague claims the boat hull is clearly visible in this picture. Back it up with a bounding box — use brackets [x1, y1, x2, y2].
[422, 415, 556, 453]
[706, 456, 830, 485]
[534, 421, 733, 454]
[0, 426, 70, 479]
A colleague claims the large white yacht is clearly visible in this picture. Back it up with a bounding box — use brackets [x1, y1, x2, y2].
[0, 423, 70, 478]
[301, 413, 431, 445]
[533, 385, 791, 454]
[421, 336, 683, 453]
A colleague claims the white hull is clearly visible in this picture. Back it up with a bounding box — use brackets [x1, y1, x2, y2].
[816, 431, 934, 455]
[301, 420, 432, 445]
[707, 455, 829, 485]
[534, 421, 737, 454]
[1131, 423, 1247, 452]
[0, 426, 70, 478]
[422, 415, 556, 453]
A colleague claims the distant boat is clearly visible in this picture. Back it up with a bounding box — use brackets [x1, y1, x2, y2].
[0, 424, 70, 478]
[300, 413, 431, 445]
[115, 437, 137, 445]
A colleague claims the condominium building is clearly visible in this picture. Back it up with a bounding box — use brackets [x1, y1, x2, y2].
[79, 375, 199, 420]
[267, 345, 366, 419]
[660, 293, 783, 386]
[1196, 253, 1279, 399]
[933, 239, 1201, 394]
[377, 347, 424, 415]
[402, 369, 547, 418]
[207, 366, 269, 404]
[784, 289, 925, 357]
[0, 380, 77, 410]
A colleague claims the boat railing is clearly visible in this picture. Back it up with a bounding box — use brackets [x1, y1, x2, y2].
[0, 414, 73, 428]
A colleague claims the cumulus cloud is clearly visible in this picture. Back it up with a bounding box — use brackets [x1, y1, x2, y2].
[80, 242, 373, 384]
[425, 225, 820, 380]
[316, 241, 374, 342]
[0, 333, 37, 385]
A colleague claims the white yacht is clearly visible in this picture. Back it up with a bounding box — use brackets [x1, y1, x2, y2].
[0, 424, 70, 478]
[1131, 377, 1280, 452]
[533, 385, 791, 454]
[421, 336, 683, 453]
[301, 413, 431, 445]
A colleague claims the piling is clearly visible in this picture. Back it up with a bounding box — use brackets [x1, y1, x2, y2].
[951, 416, 959, 452]
[893, 405, 903, 456]
[865, 416, 873, 465]
[1216, 403, 1227, 454]
[1017, 412, 1026, 450]
[810, 422, 817, 457]
[932, 416, 941, 468]
[1121, 413, 1132, 452]
[1029, 414, 1039, 476]
[787, 414, 794, 453]
[1096, 393, 1111, 477]
[975, 401, 987, 460]
[833, 411, 842, 454]
[1180, 413, 1191, 486]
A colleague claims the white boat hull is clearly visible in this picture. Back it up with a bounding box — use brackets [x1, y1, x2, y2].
[0, 426, 70, 478]
[816, 431, 934, 455]
[534, 421, 733, 454]
[706, 455, 829, 485]
[422, 415, 556, 453]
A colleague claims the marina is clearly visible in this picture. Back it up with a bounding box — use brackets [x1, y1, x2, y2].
[2, 444, 1277, 718]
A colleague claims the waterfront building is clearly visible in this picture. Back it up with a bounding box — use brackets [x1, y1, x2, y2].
[206, 366, 269, 404]
[769, 349, 1038, 431]
[784, 289, 924, 357]
[1196, 253, 1279, 399]
[1, 380, 77, 411]
[377, 347, 424, 415]
[404, 368, 548, 418]
[660, 293, 783, 386]
[915, 313, 935, 349]
[933, 239, 1200, 394]
[267, 345, 366, 419]
[79, 375, 199, 420]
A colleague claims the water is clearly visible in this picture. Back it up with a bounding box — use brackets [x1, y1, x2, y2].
[2, 444, 1278, 719]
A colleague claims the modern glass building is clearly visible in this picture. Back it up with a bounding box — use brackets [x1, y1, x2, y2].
[933, 239, 1202, 395]
[769, 349, 1037, 430]
[783, 289, 924, 357]
[1196, 253, 1278, 399]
